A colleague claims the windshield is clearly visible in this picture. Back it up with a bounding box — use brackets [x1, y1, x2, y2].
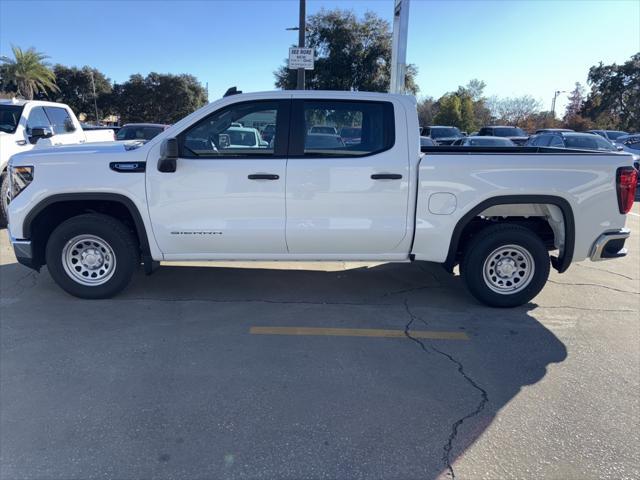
[606, 130, 628, 140]
[117, 125, 164, 141]
[564, 135, 615, 151]
[493, 127, 527, 137]
[0, 104, 25, 134]
[310, 126, 337, 134]
[466, 137, 515, 146]
[430, 127, 461, 138]
[340, 127, 361, 137]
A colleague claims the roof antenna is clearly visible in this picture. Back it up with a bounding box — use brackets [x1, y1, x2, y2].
[224, 87, 242, 97]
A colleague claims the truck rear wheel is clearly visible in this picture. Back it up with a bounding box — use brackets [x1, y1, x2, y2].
[460, 224, 550, 308]
[45, 214, 139, 299]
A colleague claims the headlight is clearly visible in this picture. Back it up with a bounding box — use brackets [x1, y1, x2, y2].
[9, 165, 34, 201]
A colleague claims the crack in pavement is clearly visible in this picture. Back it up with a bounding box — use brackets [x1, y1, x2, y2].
[547, 279, 639, 295]
[574, 263, 637, 281]
[1, 269, 38, 296]
[403, 299, 432, 355]
[403, 300, 488, 480]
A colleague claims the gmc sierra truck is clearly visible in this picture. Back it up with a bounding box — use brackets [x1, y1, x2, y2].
[5, 90, 638, 307]
[0, 99, 115, 225]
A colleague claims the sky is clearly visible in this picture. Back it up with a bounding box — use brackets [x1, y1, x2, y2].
[1, 0, 639, 114]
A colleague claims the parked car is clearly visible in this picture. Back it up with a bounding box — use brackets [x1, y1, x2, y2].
[451, 136, 516, 147]
[116, 123, 170, 142]
[420, 136, 435, 148]
[588, 130, 628, 142]
[83, 124, 121, 135]
[423, 126, 464, 145]
[0, 99, 115, 226]
[6, 91, 637, 308]
[308, 125, 338, 135]
[340, 126, 362, 145]
[525, 131, 619, 152]
[305, 133, 345, 149]
[224, 127, 268, 148]
[535, 128, 574, 134]
[614, 134, 640, 171]
[477, 126, 529, 145]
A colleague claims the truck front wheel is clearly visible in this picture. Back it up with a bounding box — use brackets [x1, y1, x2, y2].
[461, 224, 550, 308]
[45, 214, 139, 299]
[0, 172, 9, 228]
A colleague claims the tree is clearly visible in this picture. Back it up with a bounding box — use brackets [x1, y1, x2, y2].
[563, 82, 593, 131]
[459, 94, 476, 133]
[274, 9, 418, 94]
[49, 65, 113, 121]
[0, 46, 58, 99]
[564, 82, 585, 119]
[580, 53, 640, 131]
[433, 94, 462, 126]
[417, 97, 436, 127]
[487, 95, 541, 126]
[113, 73, 207, 124]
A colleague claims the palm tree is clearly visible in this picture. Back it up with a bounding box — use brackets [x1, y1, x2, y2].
[0, 46, 58, 99]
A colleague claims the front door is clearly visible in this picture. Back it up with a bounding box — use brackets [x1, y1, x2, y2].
[285, 98, 410, 256]
[146, 99, 290, 258]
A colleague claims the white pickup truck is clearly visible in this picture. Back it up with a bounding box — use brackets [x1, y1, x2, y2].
[0, 99, 115, 225]
[5, 91, 638, 307]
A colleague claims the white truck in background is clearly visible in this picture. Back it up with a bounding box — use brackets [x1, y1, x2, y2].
[0, 99, 115, 225]
[5, 90, 638, 307]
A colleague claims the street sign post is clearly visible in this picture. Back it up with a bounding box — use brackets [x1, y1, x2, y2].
[289, 47, 314, 70]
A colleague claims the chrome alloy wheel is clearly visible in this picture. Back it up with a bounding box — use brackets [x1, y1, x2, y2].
[62, 235, 117, 286]
[482, 244, 535, 294]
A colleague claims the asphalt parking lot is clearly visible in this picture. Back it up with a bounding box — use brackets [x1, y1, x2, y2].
[1, 205, 639, 480]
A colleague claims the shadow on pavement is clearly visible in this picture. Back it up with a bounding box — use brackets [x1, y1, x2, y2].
[0, 260, 567, 479]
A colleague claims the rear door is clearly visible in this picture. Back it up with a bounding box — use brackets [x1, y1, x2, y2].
[285, 98, 410, 256]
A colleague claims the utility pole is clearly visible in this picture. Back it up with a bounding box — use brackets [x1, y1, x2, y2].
[390, 0, 410, 94]
[297, 0, 306, 90]
[89, 69, 99, 124]
[551, 90, 566, 119]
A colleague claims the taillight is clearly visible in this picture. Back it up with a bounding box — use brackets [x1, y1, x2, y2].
[616, 166, 638, 214]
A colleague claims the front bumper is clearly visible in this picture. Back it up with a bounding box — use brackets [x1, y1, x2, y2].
[590, 228, 630, 261]
[10, 238, 38, 270]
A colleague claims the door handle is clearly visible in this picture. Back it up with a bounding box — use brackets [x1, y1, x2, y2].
[371, 173, 402, 180]
[248, 173, 279, 180]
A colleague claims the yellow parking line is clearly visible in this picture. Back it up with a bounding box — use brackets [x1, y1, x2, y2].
[249, 326, 469, 341]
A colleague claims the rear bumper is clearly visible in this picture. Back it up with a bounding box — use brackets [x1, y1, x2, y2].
[590, 228, 630, 261]
[10, 238, 38, 270]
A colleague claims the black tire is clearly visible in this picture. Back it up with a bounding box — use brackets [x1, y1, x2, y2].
[45, 214, 139, 299]
[460, 224, 550, 308]
[0, 172, 9, 228]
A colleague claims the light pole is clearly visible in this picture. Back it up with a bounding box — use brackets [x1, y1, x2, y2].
[286, 0, 307, 90]
[551, 90, 567, 119]
[297, 0, 306, 90]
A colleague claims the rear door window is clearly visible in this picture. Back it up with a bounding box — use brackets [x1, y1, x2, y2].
[295, 100, 394, 157]
[43, 107, 76, 134]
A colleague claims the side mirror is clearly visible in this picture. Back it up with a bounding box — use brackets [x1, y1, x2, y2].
[29, 126, 53, 144]
[616, 145, 624, 151]
[158, 138, 178, 173]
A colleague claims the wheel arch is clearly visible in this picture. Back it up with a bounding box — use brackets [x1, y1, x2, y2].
[445, 195, 575, 273]
[23, 193, 152, 270]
